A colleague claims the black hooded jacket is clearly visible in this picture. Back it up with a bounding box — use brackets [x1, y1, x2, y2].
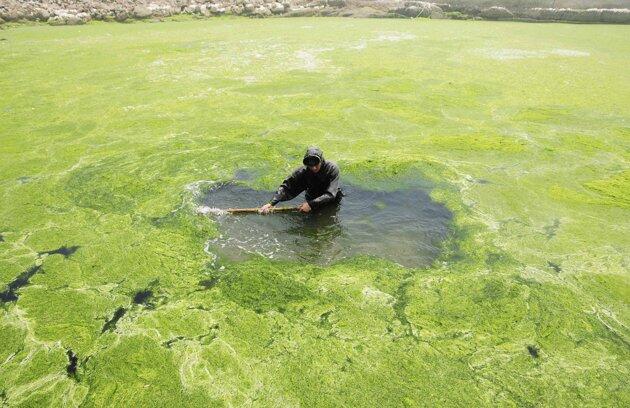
[269, 147, 342, 210]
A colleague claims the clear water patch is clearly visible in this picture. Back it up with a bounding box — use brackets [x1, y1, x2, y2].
[198, 181, 452, 268]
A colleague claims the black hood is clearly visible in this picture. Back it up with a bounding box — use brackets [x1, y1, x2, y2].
[303, 146, 324, 166]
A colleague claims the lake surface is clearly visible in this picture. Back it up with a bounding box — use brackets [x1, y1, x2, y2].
[200, 181, 452, 267]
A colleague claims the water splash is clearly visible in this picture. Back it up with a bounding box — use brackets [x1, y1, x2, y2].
[196, 206, 228, 216]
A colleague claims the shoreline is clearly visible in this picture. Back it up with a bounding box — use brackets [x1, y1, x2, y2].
[1, 1, 629, 26]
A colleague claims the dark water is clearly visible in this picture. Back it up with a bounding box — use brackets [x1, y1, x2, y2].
[527, 345, 540, 358]
[132, 289, 153, 306]
[101, 307, 126, 333]
[0, 246, 80, 304]
[0, 265, 42, 303]
[200, 181, 451, 268]
[66, 350, 78, 378]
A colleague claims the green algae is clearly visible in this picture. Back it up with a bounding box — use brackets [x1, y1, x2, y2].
[421, 133, 527, 153]
[584, 170, 630, 208]
[218, 262, 314, 314]
[0, 16, 629, 407]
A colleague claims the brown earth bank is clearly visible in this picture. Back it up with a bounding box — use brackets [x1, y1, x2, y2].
[0, 0, 628, 25]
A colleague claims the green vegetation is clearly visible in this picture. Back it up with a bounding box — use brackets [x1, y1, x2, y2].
[1, 16, 629, 406]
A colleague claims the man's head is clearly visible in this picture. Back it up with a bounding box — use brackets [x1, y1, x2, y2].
[303, 146, 324, 173]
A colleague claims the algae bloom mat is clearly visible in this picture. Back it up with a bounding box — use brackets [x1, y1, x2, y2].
[0, 16, 629, 407]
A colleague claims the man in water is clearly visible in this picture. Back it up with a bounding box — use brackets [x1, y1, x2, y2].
[259, 146, 342, 214]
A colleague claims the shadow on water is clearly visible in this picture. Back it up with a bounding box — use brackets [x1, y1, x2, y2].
[200, 181, 452, 268]
[38, 245, 80, 259]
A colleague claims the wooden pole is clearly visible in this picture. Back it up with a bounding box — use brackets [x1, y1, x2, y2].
[226, 207, 298, 214]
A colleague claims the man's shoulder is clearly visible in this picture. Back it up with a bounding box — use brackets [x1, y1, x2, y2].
[292, 166, 309, 176]
[325, 161, 340, 173]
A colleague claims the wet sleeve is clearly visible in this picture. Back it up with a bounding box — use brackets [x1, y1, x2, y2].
[270, 169, 306, 205]
[307, 166, 340, 210]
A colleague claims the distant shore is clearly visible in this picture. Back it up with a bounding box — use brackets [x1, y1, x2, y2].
[1, 1, 629, 26]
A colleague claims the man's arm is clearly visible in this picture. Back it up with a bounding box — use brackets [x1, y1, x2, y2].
[270, 168, 307, 205]
[261, 168, 307, 214]
[306, 166, 340, 210]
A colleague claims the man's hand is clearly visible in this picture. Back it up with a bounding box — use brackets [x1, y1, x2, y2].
[298, 202, 311, 213]
[259, 203, 273, 214]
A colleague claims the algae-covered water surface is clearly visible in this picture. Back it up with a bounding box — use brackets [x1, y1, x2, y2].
[1, 16, 629, 407]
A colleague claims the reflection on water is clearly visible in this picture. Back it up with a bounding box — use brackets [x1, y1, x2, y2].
[201, 182, 452, 268]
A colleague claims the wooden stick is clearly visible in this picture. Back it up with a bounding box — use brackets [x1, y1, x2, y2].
[226, 207, 298, 214]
